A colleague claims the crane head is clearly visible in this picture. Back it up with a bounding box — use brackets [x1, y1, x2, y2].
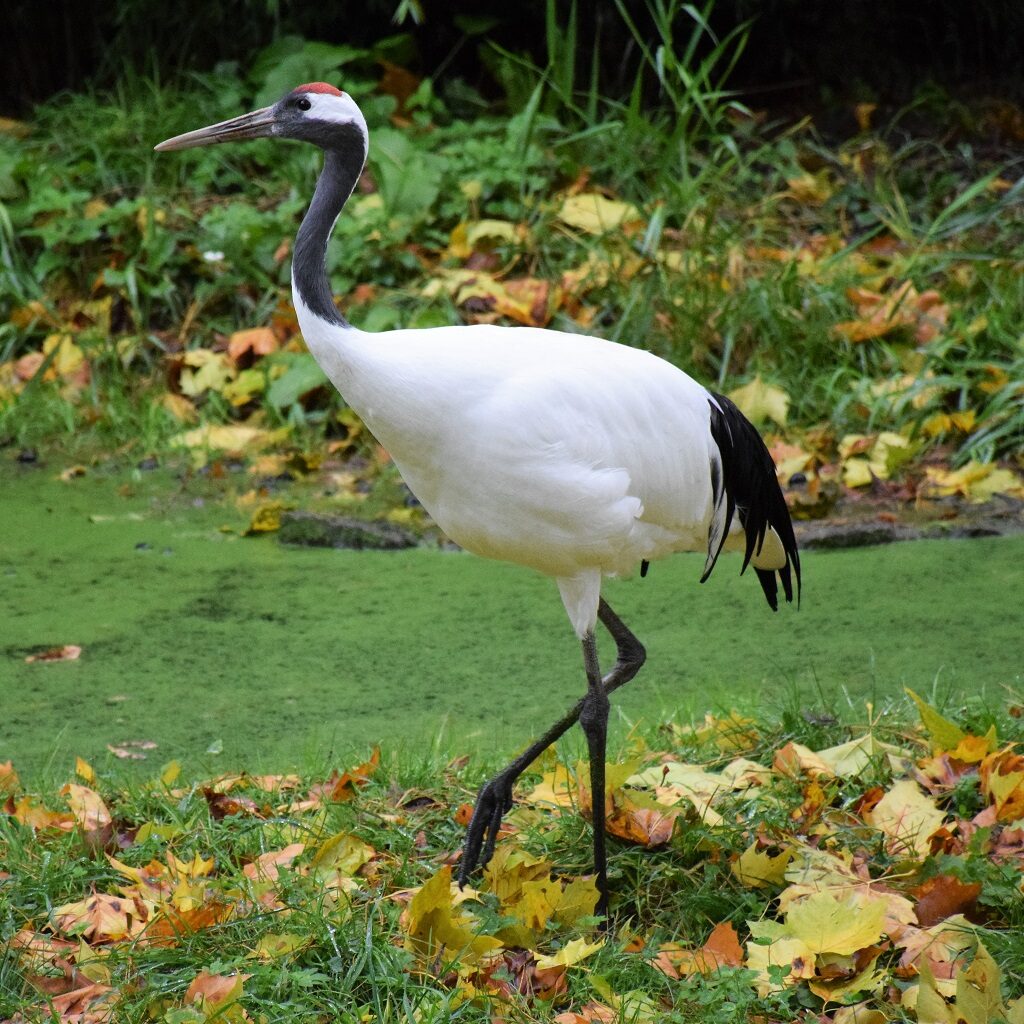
[155, 83, 367, 153]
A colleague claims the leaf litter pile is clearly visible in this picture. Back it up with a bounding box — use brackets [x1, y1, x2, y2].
[2, 693, 1024, 1023]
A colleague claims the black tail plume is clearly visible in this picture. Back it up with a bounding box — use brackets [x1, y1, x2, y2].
[703, 393, 801, 610]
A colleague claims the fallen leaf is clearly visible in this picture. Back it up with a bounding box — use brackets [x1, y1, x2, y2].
[727, 376, 790, 428]
[25, 644, 82, 663]
[534, 935, 604, 969]
[51, 893, 142, 942]
[786, 890, 887, 955]
[171, 424, 283, 452]
[179, 348, 234, 396]
[243, 502, 291, 535]
[979, 748, 1024, 821]
[61, 784, 112, 833]
[242, 843, 305, 881]
[228, 327, 278, 364]
[0, 761, 19, 795]
[310, 831, 375, 877]
[558, 192, 642, 234]
[913, 875, 982, 927]
[401, 865, 502, 964]
[250, 932, 311, 961]
[526, 762, 576, 809]
[733, 841, 793, 888]
[652, 921, 743, 978]
[185, 970, 250, 1010]
[865, 779, 946, 857]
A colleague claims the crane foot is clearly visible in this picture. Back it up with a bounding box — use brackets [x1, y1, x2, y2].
[457, 769, 517, 888]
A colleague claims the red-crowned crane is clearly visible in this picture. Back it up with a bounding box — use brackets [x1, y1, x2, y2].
[156, 83, 801, 916]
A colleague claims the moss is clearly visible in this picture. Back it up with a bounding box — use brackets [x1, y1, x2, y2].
[2, 461, 1022, 779]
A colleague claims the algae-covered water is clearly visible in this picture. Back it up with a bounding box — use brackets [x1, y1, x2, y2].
[2, 460, 1022, 778]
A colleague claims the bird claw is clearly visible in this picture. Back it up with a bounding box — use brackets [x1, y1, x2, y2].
[458, 771, 516, 888]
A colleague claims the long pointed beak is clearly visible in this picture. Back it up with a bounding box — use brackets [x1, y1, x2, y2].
[155, 106, 277, 152]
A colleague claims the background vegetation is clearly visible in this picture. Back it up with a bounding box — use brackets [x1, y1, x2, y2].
[1, 2, 1022, 494]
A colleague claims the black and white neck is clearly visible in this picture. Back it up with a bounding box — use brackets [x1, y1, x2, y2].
[286, 87, 369, 329]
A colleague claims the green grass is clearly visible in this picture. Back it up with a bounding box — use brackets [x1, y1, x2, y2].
[2, 682, 1023, 1022]
[3, 461, 1022, 780]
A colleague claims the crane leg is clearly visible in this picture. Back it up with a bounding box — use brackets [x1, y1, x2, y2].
[458, 598, 645, 916]
[579, 630, 610, 915]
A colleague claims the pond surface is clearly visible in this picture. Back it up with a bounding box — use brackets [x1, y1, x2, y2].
[3, 459, 1022, 779]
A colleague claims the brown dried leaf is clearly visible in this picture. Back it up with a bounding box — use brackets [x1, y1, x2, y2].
[913, 875, 982, 927]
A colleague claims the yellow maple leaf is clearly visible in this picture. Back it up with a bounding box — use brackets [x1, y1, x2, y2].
[534, 936, 605, 970]
[42, 333, 87, 380]
[866, 779, 946, 857]
[674, 710, 761, 752]
[402, 866, 502, 965]
[310, 831, 375, 877]
[812, 734, 909, 778]
[552, 875, 600, 927]
[179, 348, 235, 396]
[745, 929, 817, 995]
[980, 749, 1024, 821]
[558, 193, 641, 235]
[773, 740, 833, 779]
[786, 172, 834, 205]
[914, 938, 1010, 1024]
[833, 1005, 888, 1024]
[446, 218, 523, 259]
[733, 842, 793, 888]
[244, 502, 290, 535]
[785, 890, 887, 955]
[250, 932, 311, 961]
[921, 461, 1024, 502]
[526, 762, 576, 810]
[727, 376, 789, 427]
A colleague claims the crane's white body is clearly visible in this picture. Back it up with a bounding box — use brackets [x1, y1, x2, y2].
[295, 291, 780, 636]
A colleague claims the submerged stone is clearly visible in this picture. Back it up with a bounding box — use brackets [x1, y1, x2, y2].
[277, 510, 418, 550]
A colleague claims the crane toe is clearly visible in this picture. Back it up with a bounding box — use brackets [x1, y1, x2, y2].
[458, 770, 517, 887]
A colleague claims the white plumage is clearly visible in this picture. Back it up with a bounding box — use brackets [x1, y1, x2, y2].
[157, 82, 800, 916]
[297, 302, 784, 636]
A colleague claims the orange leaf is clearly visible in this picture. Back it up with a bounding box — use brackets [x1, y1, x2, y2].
[51, 892, 143, 942]
[60, 784, 112, 833]
[48, 981, 117, 1023]
[185, 970, 250, 1009]
[203, 787, 265, 820]
[5, 794, 76, 831]
[605, 800, 680, 847]
[227, 327, 278, 364]
[243, 843, 305, 881]
[143, 901, 234, 945]
[653, 921, 743, 978]
[310, 747, 381, 804]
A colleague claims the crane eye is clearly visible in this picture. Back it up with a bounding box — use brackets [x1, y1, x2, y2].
[297, 97, 312, 111]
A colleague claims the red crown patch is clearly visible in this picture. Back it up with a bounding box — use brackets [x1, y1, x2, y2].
[292, 82, 343, 96]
